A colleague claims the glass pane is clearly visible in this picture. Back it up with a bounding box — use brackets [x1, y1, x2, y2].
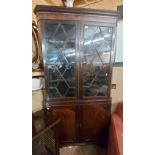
[49, 88, 61, 98]
[82, 25, 113, 97]
[44, 23, 76, 99]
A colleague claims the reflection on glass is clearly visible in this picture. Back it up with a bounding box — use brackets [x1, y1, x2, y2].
[44, 24, 76, 98]
[83, 25, 113, 97]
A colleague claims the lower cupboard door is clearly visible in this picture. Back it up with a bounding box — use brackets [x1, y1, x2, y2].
[81, 104, 111, 142]
[52, 107, 77, 144]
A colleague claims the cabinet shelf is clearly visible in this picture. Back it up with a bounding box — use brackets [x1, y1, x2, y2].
[48, 79, 75, 83]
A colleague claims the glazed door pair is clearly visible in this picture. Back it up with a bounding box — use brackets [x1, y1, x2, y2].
[41, 20, 115, 102]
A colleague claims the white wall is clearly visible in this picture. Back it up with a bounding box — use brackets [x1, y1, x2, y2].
[111, 67, 123, 112]
[32, 90, 45, 112]
[115, 20, 123, 63]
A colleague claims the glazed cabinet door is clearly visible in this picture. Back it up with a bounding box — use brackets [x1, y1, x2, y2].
[40, 21, 78, 102]
[81, 103, 111, 143]
[80, 23, 115, 98]
[52, 106, 77, 144]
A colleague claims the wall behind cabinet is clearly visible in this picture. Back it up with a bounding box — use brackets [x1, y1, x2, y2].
[111, 67, 123, 112]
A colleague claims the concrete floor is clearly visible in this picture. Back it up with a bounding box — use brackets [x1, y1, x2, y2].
[60, 145, 106, 155]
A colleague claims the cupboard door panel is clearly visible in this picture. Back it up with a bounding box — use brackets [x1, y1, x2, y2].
[52, 107, 77, 143]
[81, 104, 110, 141]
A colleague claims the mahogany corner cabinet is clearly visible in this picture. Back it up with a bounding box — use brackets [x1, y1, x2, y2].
[34, 5, 119, 147]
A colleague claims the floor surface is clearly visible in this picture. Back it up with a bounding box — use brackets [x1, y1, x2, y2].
[60, 144, 106, 155]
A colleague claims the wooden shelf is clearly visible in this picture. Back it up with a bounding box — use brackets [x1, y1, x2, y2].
[32, 71, 44, 77]
[32, 89, 45, 95]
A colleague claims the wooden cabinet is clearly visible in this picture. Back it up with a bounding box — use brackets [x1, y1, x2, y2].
[35, 5, 118, 146]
